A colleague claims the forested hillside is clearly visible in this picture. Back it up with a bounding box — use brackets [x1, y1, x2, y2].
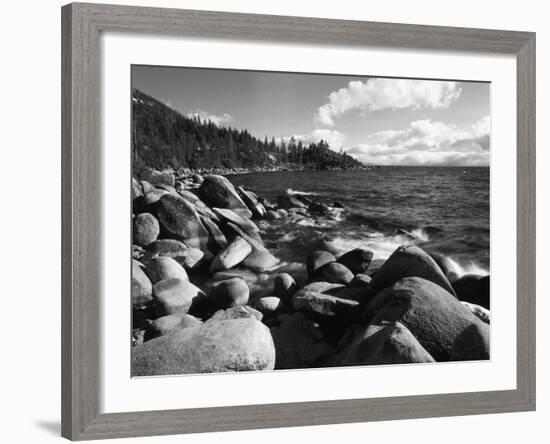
[132, 89, 363, 174]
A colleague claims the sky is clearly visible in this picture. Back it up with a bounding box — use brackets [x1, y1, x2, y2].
[132, 65, 490, 166]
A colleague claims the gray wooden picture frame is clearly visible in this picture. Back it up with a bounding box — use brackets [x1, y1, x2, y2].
[61, 2, 536, 440]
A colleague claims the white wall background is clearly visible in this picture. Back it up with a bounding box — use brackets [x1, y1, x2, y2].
[0, 0, 545, 443]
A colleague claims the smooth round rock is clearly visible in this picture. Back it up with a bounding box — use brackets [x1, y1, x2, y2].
[133, 213, 160, 247]
[132, 317, 275, 376]
[274, 273, 298, 301]
[154, 194, 210, 248]
[255, 297, 283, 315]
[146, 256, 188, 284]
[132, 259, 153, 307]
[371, 245, 456, 296]
[209, 236, 252, 273]
[208, 277, 250, 310]
[337, 248, 374, 275]
[306, 251, 336, 278]
[317, 262, 354, 284]
[153, 278, 205, 316]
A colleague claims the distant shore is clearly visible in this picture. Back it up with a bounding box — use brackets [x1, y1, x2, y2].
[174, 164, 373, 177]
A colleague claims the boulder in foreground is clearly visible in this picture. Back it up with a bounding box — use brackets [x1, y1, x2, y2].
[132, 317, 275, 375]
[331, 321, 435, 366]
[365, 277, 485, 361]
[371, 245, 456, 296]
[270, 312, 334, 369]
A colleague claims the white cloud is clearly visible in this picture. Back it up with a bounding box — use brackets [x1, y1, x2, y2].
[276, 129, 346, 151]
[346, 116, 490, 166]
[315, 79, 462, 126]
[186, 110, 234, 126]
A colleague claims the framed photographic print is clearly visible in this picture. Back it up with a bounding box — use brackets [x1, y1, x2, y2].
[61, 2, 536, 440]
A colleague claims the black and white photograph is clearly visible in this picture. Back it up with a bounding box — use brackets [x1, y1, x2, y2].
[130, 66, 491, 377]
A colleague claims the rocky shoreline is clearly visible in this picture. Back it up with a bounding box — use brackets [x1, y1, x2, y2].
[131, 169, 490, 376]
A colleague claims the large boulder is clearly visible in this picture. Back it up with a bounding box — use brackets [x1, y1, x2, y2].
[145, 256, 188, 284]
[364, 277, 486, 361]
[208, 277, 250, 310]
[133, 213, 160, 247]
[270, 312, 335, 369]
[306, 251, 336, 279]
[450, 323, 490, 361]
[331, 321, 435, 366]
[371, 245, 456, 296]
[317, 262, 354, 285]
[199, 175, 252, 218]
[292, 289, 361, 321]
[337, 248, 373, 275]
[132, 317, 275, 375]
[154, 194, 210, 248]
[153, 278, 206, 316]
[209, 236, 252, 273]
[132, 260, 152, 307]
[453, 274, 490, 309]
[274, 273, 298, 301]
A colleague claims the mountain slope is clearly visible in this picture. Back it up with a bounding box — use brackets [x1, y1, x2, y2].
[132, 88, 363, 174]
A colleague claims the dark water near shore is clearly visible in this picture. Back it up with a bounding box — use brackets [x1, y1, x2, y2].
[230, 167, 490, 277]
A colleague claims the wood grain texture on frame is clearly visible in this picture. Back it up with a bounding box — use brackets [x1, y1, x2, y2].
[61, 2, 536, 440]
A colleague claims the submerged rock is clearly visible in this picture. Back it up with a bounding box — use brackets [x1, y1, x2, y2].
[277, 195, 307, 210]
[371, 245, 456, 296]
[132, 317, 275, 375]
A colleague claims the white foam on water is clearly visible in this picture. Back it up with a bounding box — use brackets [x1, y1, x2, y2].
[446, 257, 489, 277]
[324, 232, 416, 261]
[286, 188, 319, 196]
[410, 228, 431, 242]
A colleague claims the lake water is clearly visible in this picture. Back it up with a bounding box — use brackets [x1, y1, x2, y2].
[230, 167, 490, 277]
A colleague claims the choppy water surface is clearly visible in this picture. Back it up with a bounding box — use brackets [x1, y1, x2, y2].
[230, 167, 489, 277]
